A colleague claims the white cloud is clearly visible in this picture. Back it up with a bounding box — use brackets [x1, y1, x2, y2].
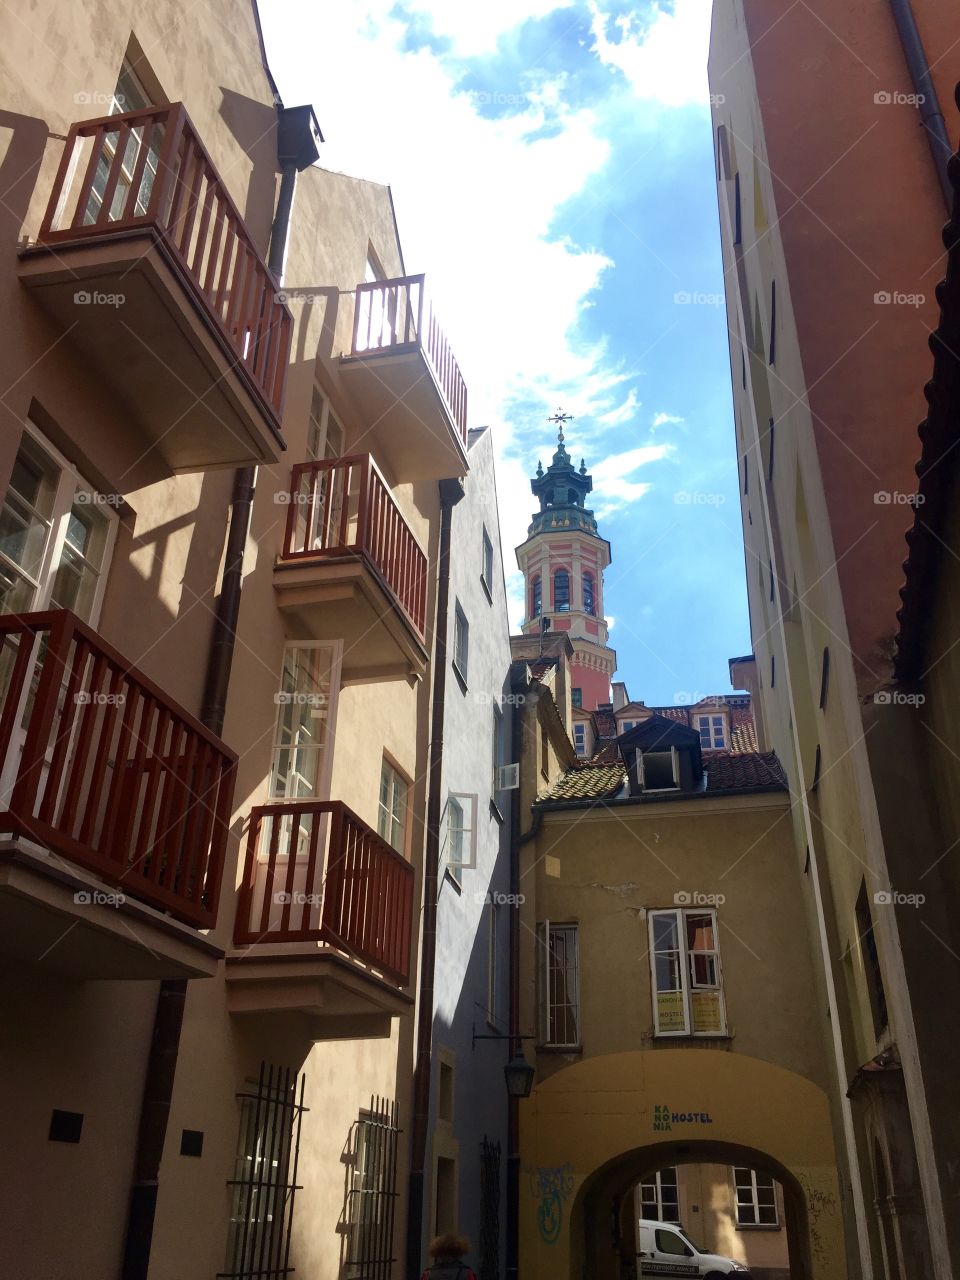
[588, 0, 712, 107]
[405, 0, 575, 56]
[591, 442, 673, 515]
[598, 387, 641, 426]
[652, 411, 684, 429]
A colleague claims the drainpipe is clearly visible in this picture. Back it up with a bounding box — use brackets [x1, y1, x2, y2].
[406, 477, 464, 1279]
[505, 664, 527, 1280]
[120, 113, 313, 1280]
[888, 0, 953, 209]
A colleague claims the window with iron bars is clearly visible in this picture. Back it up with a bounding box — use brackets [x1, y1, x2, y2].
[220, 1062, 307, 1280]
[343, 1096, 401, 1279]
[479, 1137, 501, 1280]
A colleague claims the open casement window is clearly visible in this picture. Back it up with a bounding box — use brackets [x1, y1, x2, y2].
[639, 1167, 680, 1224]
[443, 791, 477, 883]
[649, 908, 726, 1036]
[637, 747, 679, 792]
[306, 384, 344, 462]
[538, 921, 581, 1048]
[84, 60, 162, 225]
[377, 759, 408, 854]
[734, 1167, 779, 1227]
[695, 713, 727, 749]
[0, 425, 117, 624]
[269, 643, 340, 801]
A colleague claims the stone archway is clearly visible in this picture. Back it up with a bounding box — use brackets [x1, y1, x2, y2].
[572, 1139, 810, 1280]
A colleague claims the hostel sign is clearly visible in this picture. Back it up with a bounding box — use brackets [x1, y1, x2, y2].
[652, 1104, 714, 1132]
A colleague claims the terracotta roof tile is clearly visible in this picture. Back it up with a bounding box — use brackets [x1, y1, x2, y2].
[540, 749, 786, 804]
[539, 764, 625, 802]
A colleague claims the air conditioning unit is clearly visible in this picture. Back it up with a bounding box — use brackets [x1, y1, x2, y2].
[497, 763, 520, 791]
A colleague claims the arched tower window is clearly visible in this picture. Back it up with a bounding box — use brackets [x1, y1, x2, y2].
[582, 572, 595, 616]
[554, 570, 570, 612]
[531, 575, 542, 618]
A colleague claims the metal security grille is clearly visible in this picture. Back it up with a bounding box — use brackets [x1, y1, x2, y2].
[479, 1137, 501, 1280]
[220, 1062, 307, 1280]
[344, 1096, 401, 1279]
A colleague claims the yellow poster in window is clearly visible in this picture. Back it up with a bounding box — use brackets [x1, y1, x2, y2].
[691, 990, 723, 1034]
[656, 990, 686, 1032]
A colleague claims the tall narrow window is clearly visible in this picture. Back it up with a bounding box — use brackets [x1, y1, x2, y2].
[539, 922, 580, 1047]
[270, 644, 339, 799]
[571, 688, 582, 709]
[487, 902, 500, 1021]
[649, 908, 726, 1036]
[582, 572, 595, 615]
[769, 280, 777, 364]
[307, 384, 343, 460]
[856, 882, 888, 1037]
[553, 570, 570, 612]
[444, 792, 477, 882]
[734, 1167, 779, 1227]
[819, 647, 830, 709]
[639, 1167, 680, 1224]
[0, 427, 117, 623]
[481, 527, 494, 597]
[531, 575, 542, 618]
[453, 602, 469, 682]
[84, 60, 160, 224]
[767, 418, 775, 480]
[343, 1098, 401, 1279]
[734, 172, 742, 246]
[378, 759, 408, 854]
[573, 724, 587, 757]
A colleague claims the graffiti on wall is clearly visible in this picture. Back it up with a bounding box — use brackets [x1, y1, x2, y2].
[798, 1174, 837, 1268]
[530, 1162, 575, 1244]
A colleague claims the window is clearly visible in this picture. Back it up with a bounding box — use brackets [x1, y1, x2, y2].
[733, 172, 742, 245]
[638, 749, 679, 791]
[696, 714, 727, 749]
[84, 60, 161, 225]
[573, 724, 587, 757]
[553, 570, 570, 612]
[306, 384, 343, 461]
[649, 908, 726, 1036]
[656, 1228, 693, 1257]
[540, 722, 549, 780]
[856, 882, 888, 1037]
[492, 708, 504, 800]
[269, 644, 339, 799]
[487, 903, 500, 1022]
[620, 720, 635, 734]
[453, 602, 469, 682]
[531, 575, 542, 618]
[344, 1099, 401, 1279]
[734, 1167, 779, 1227]
[0, 427, 117, 623]
[743, 454, 749, 495]
[819, 647, 830, 709]
[768, 557, 775, 602]
[767, 417, 776, 480]
[769, 280, 777, 364]
[538, 922, 580, 1047]
[435, 1155, 457, 1237]
[444, 792, 477, 882]
[582, 572, 595, 615]
[223, 1062, 305, 1280]
[378, 759, 408, 854]
[639, 1167, 680, 1224]
[438, 1059, 454, 1123]
[571, 687, 582, 709]
[481, 526, 494, 597]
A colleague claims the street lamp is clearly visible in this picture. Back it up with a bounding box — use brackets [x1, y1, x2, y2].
[504, 1050, 535, 1099]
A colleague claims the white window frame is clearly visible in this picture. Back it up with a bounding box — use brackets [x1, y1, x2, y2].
[638, 746, 679, 792]
[538, 920, 581, 1048]
[733, 1167, 780, 1228]
[453, 601, 469, 682]
[648, 907, 726, 1037]
[638, 1167, 680, 1225]
[0, 423, 118, 626]
[695, 712, 727, 749]
[268, 641, 341, 802]
[481, 526, 494, 596]
[307, 382, 344, 461]
[573, 723, 587, 757]
[444, 791, 477, 880]
[377, 757, 409, 855]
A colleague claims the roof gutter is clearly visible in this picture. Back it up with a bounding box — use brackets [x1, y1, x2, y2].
[888, 0, 953, 208]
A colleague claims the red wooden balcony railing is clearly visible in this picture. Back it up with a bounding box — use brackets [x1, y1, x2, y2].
[351, 274, 468, 443]
[281, 453, 428, 637]
[36, 102, 292, 428]
[234, 800, 414, 986]
[0, 610, 236, 929]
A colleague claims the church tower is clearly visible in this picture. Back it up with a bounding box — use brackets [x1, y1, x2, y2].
[516, 416, 615, 710]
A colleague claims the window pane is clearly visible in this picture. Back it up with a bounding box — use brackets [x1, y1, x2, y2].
[554, 571, 569, 611]
[687, 914, 715, 952]
[49, 495, 111, 620]
[271, 647, 335, 798]
[652, 915, 680, 952]
[655, 953, 681, 992]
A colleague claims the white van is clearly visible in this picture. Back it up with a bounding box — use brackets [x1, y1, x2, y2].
[636, 1219, 750, 1277]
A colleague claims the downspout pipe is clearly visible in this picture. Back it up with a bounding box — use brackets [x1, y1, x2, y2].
[505, 663, 529, 1280]
[120, 147, 300, 1280]
[406, 477, 465, 1280]
[888, 0, 953, 209]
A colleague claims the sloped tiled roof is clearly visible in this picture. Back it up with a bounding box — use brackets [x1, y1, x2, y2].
[729, 706, 758, 753]
[538, 749, 787, 805]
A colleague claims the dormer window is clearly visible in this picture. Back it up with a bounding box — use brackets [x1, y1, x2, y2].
[554, 570, 570, 612]
[695, 713, 727, 749]
[583, 572, 595, 616]
[638, 748, 679, 792]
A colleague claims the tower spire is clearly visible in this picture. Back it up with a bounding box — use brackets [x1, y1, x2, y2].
[547, 407, 574, 451]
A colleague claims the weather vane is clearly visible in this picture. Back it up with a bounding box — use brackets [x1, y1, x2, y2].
[547, 407, 574, 446]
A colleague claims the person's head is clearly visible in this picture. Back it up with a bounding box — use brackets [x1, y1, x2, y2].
[429, 1233, 470, 1262]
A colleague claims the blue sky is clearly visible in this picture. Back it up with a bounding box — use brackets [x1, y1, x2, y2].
[260, 0, 752, 705]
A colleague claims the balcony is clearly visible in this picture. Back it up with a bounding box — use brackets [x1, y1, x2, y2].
[18, 103, 291, 474]
[0, 610, 236, 979]
[226, 800, 414, 1040]
[339, 274, 468, 481]
[272, 454, 430, 682]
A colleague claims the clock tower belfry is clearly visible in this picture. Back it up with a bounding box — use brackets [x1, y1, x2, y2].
[516, 413, 616, 711]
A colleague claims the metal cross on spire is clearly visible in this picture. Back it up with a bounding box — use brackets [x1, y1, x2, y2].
[547, 407, 574, 446]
